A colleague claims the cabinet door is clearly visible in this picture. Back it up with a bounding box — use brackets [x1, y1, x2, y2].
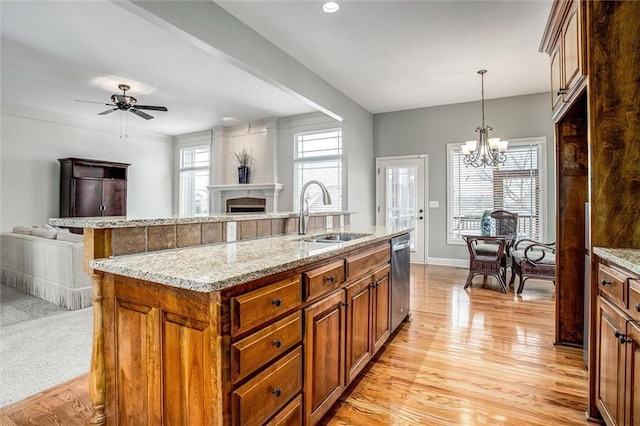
[596, 296, 626, 426]
[304, 290, 345, 426]
[372, 266, 391, 354]
[74, 179, 103, 217]
[550, 42, 563, 114]
[626, 321, 640, 426]
[345, 275, 372, 385]
[102, 179, 127, 216]
[562, 2, 583, 99]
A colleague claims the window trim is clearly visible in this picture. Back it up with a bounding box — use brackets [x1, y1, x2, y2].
[178, 144, 211, 217]
[446, 136, 547, 245]
[292, 127, 343, 212]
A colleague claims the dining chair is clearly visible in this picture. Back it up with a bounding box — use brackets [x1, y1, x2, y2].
[463, 236, 508, 293]
[508, 239, 556, 294]
[474, 210, 518, 282]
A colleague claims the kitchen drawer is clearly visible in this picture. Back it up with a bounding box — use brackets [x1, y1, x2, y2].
[232, 346, 303, 426]
[231, 276, 302, 336]
[303, 259, 346, 301]
[628, 279, 640, 322]
[231, 312, 302, 383]
[347, 243, 390, 280]
[265, 394, 302, 426]
[598, 264, 627, 308]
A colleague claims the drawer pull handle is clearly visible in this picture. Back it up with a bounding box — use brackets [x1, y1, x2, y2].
[327, 275, 335, 283]
[272, 298, 282, 307]
[272, 388, 282, 397]
[272, 339, 282, 348]
[600, 279, 612, 286]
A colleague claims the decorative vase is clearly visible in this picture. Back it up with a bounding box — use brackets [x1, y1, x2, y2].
[480, 210, 491, 236]
[238, 166, 251, 184]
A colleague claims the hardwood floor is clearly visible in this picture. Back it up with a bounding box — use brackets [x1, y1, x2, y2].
[0, 265, 588, 425]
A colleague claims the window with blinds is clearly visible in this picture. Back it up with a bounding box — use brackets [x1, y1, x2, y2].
[293, 129, 342, 212]
[179, 145, 210, 217]
[447, 138, 545, 243]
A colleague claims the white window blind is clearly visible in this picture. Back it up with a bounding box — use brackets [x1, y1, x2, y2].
[447, 139, 544, 243]
[293, 129, 342, 212]
[179, 145, 210, 217]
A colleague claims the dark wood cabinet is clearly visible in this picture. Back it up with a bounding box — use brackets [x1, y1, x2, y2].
[58, 158, 130, 218]
[345, 275, 373, 385]
[595, 261, 640, 426]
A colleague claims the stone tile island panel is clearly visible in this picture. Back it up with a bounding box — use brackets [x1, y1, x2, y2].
[50, 212, 351, 257]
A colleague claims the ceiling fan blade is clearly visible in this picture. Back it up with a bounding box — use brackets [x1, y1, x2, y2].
[98, 108, 118, 115]
[130, 109, 154, 120]
[75, 99, 112, 106]
[135, 105, 168, 112]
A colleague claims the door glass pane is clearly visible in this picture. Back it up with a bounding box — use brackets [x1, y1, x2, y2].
[386, 166, 417, 250]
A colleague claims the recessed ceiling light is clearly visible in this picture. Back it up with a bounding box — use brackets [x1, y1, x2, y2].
[322, 1, 339, 13]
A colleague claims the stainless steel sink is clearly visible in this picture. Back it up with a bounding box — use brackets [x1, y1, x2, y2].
[303, 233, 371, 243]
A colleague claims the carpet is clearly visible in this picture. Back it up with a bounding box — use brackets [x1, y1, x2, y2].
[0, 287, 92, 407]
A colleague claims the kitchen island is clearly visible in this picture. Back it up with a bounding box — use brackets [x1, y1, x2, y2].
[61, 217, 409, 425]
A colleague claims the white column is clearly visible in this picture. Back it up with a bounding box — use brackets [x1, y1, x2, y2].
[264, 118, 279, 184]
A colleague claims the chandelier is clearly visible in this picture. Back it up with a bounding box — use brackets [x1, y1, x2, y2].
[461, 70, 508, 167]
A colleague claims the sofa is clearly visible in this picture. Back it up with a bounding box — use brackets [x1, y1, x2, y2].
[0, 230, 92, 310]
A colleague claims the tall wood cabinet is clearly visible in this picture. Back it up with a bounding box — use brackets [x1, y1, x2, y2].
[58, 158, 130, 218]
[541, 0, 640, 421]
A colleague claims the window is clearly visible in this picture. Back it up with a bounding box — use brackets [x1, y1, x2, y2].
[293, 129, 342, 212]
[179, 145, 210, 217]
[447, 138, 545, 243]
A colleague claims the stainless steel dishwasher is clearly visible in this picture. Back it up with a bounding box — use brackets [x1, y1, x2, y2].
[391, 233, 411, 333]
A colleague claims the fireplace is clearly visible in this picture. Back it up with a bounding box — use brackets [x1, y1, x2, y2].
[207, 183, 283, 214]
[226, 197, 266, 214]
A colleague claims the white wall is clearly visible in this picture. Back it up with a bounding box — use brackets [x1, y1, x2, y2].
[373, 92, 555, 264]
[0, 104, 174, 232]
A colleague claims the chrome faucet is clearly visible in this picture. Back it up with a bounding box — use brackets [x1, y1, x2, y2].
[299, 180, 332, 235]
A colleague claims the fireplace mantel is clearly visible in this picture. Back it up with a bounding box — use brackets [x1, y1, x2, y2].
[207, 183, 283, 214]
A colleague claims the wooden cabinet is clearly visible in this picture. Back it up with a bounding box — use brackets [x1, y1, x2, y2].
[58, 157, 129, 219]
[344, 264, 391, 385]
[303, 290, 346, 425]
[100, 237, 401, 426]
[595, 262, 640, 426]
[540, 0, 586, 121]
[372, 265, 391, 354]
[345, 275, 373, 384]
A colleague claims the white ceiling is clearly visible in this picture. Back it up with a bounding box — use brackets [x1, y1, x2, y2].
[0, 0, 553, 137]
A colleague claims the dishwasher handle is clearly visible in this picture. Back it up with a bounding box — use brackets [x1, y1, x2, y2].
[392, 241, 411, 251]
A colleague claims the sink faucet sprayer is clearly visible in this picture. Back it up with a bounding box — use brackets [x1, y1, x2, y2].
[299, 180, 332, 235]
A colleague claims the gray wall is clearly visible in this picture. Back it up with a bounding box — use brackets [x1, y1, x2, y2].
[128, 1, 375, 226]
[373, 92, 555, 263]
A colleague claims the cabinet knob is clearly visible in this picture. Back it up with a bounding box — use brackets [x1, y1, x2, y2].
[272, 388, 282, 397]
[272, 298, 282, 307]
[272, 339, 282, 348]
[636, 303, 640, 312]
[614, 330, 632, 344]
[557, 88, 567, 96]
[341, 302, 349, 308]
[600, 279, 612, 286]
[326, 275, 335, 283]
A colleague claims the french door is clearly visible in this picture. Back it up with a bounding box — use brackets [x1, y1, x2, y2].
[375, 155, 427, 264]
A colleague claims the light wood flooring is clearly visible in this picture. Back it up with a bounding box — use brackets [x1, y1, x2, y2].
[0, 265, 588, 425]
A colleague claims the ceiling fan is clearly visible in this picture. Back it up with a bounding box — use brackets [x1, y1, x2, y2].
[76, 84, 168, 120]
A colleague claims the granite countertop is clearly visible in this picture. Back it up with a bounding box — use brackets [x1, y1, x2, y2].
[49, 211, 351, 229]
[593, 247, 640, 275]
[90, 225, 410, 293]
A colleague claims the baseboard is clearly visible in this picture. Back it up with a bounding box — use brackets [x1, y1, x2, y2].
[426, 257, 469, 268]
